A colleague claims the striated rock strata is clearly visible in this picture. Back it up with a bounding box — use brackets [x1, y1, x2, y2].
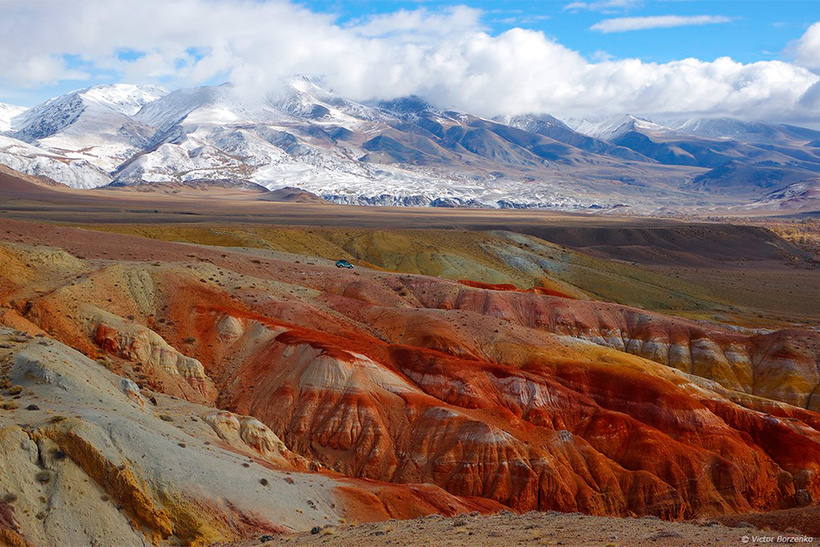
[0, 225, 819, 544]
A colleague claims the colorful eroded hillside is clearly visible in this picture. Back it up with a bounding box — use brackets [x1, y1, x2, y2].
[0, 218, 818, 544]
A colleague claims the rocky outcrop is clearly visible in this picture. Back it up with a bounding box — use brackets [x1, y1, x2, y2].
[120, 377, 147, 407]
[196, 316, 815, 519]
[203, 410, 311, 470]
[402, 279, 820, 410]
[0, 329, 493, 546]
[81, 305, 218, 404]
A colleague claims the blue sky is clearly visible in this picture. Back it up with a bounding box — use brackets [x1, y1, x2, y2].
[305, 0, 817, 63]
[0, 0, 819, 122]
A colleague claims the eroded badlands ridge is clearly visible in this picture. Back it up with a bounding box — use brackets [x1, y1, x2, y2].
[0, 331, 496, 547]
[0, 219, 819, 544]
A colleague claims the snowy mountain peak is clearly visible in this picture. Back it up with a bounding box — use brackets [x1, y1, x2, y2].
[135, 84, 276, 132]
[566, 114, 672, 140]
[660, 116, 820, 144]
[497, 113, 571, 132]
[268, 78, 384, 125]
[78, 83, 169, 116]
[13, 83, 168, 141]
[0, 102, 27, 132]
[284, 75, 327, 95]
[377, 96, 442, 120]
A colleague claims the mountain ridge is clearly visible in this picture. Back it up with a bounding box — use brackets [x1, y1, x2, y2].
[0, 102, 27, 132]
[1, 80, 819, 213]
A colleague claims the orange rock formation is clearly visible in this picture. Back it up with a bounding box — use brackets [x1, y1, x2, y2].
[0, 218, 819, 543]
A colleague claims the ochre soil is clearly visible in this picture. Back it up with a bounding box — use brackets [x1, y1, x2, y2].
[1, 169, 819, 545]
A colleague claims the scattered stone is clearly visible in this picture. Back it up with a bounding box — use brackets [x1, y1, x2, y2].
[310, 526, 322, 535]
[120, 378, 147, 407]
[25, 404, 39, 411]
[649, 531, 683, 539]
[8, 385, 23, 395]
[159, 414, 173, 422]
[35, 471, 52, 483]
[795, 489, 812, 506]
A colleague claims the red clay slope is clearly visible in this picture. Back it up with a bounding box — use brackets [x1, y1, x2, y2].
[1, 218, 819, 524]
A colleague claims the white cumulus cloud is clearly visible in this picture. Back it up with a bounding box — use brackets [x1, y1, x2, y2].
[0, 1, 817, 124]
[794, 21, 820, 71]
[565, 0, 640, 12]
[591, 15, 732, 33]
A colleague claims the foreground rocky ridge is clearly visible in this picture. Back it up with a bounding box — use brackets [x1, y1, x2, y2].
[0, 331, 497, 546]
[0, 219, 819, 544]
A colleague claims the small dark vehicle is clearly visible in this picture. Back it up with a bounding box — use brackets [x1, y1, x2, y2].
[335, 259, 354, 269]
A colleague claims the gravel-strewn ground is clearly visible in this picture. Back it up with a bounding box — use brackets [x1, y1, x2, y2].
[232, 511, 812, 547]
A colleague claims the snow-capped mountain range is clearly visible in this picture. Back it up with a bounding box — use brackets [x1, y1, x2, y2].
[2, 79, 820, 211]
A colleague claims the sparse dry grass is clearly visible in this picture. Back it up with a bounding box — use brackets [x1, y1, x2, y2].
[79, 223, 732, 320]
[765, 218, 820, 261]
[76, 221, 820, 327]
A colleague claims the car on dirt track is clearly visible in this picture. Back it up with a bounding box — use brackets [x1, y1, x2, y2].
[336, 259, 354, 269]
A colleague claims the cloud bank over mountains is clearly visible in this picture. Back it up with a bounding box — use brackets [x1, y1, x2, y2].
[0, 0, 818, 122]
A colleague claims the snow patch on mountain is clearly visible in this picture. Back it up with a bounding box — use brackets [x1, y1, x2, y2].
[270, 76, 385, 127]
[134, 84, 268, 133]
[660, 117, 820, 144]
[9, 84, 168, 172]
[565, 114, 673, 140]
[289, 171, 599, 209]
[0, 103, 27, 132]
[0, 134, 111, 188]
[496, 113, 570, 134]
[14, 84, 167, 140]
[77, 84, 168, 116]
